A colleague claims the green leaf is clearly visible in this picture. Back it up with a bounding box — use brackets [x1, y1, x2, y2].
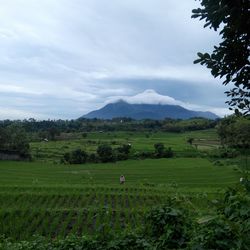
[197, 52, 203, 58]
[194, 59, 202, 64]
[197, 215, 217, 224]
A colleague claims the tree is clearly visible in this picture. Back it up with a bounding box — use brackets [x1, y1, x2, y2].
[192, 0, 250, 115]
[97, 144, 114, 163]
[164, 147, 174, 158]
[62, 149, 88, 164]
[48, 127, 60, 140]
[0, 127, 8, 148]
[117, 144, 131, 155]
[154, 143, 165, 158]
[217, 115, 250, 182]
[217, 116, 250, 148]
[115, 144, 132, 161]
[0, 124, 30, 157]
[187, 138, 194, 146]
[70, 149, 88, 164]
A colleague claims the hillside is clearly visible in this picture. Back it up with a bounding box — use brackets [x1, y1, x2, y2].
[81, 100, 219, 120]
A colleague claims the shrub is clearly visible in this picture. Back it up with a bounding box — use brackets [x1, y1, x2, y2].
[191, 216, 238, 250]
[145, 204, 190, 249]
[117, 144, 131, 155]
[114, 144, 132, 161]
[97, 144, 114, 163]
[82, 133, 88, 138]
[191, 186, 250, 250]
[137, 151, 154, 159]
[107, 232, 152, 250]
[62, 149, 88, 164]
[164, 147, 174, 158]
[187, 137, 194, 145]
[209, 147, 240, 159]
[154, 143, 165, 158]
[114, 152, 129, 161]
[88, 153, 98, 163]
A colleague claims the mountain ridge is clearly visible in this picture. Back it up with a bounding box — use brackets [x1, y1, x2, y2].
[81, 100, 219, 120]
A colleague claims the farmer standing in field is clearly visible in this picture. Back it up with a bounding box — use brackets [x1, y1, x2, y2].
[120, 175, 125, 184]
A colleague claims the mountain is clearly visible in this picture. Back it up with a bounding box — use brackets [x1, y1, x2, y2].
[81, 100, 219, 120]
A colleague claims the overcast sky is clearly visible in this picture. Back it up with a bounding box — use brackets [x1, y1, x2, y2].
[0, 0, 231, 119]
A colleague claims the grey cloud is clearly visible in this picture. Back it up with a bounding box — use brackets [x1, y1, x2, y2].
[0, 0, 228, 119]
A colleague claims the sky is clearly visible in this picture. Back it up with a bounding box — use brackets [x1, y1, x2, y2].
[0, 0, 232, 119]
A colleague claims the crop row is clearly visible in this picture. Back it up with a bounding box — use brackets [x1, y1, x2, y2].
[0, 187, 167, 240]
[0, 185, 167, 194]
[0, 208, 144, 240]
[0, 191, 164, 210]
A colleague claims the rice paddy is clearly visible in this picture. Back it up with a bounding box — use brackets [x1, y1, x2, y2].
[0, 155, 241, 240]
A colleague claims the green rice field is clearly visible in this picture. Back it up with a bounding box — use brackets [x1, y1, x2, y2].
[30, 129, 219, 163]
[0, 157, 241, 240]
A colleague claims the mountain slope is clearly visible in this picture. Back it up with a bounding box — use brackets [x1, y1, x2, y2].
[81, 101, 219, 120]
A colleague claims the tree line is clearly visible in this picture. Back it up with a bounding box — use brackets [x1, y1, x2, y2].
[62, 143, 174, 164]
[0, 117, 218, 135]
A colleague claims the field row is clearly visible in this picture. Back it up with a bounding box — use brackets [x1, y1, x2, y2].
[0, 193, 163, 210]
[0, 184, 221, 240]
[0, 208, 145, 240]
[0, 158, 240, 188]
[0, 184, 218, 240]
[0, 188, 168, 240]
[30, 130, 218, 162]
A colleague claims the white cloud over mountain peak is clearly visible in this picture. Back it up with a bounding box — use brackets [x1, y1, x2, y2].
[106, 89, 232, 117]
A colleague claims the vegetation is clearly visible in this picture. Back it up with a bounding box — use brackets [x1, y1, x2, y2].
[62, 149, 88, 164]
[0, 117, 218, 135]
[0, 158, 243, 241]
[1, 1, 249, 248]
[28, 129, 219, 163]
[192, 0, 250, 114]
[0, 186, 249, 249]
[0, 116, 249, 248]
[217, 115, 250, 148]
[0, 124, 30, 158]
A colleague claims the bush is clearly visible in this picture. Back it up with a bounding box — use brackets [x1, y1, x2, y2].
[88, 153, 98, 163]
[191, 216, 238, 250]
[117, 144, 131, 155]
[209, 147, 240, 159]
[107, 232, 152, 250]
[97, 144, 114, 163]
[145, 202, 190, 249]
[164, 147, 174, 158]
[82, 133, 88, 138]
[191, 186, 250, 250]
[115, 152, 129, 161]
[62, 149, 88, 164]
[137, 151, 154, 159]
[187, 137, 194, 145]
[114, 144, 132, 161]
[154, 143, 165, 158]
[0, 187, 249, 250]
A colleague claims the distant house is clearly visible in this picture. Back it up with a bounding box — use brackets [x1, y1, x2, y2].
[43, 138, 49, 142]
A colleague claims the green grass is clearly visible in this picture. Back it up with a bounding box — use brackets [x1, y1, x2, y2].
[0, 157, 241, 240]
[0, 158, 238, 188]
[1, 129, 242, 240]
[30, 129, 219, 162]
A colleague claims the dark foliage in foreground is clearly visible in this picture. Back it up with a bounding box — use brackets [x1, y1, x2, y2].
[192, 0, 250, 115]
[1, 185, 249, 250]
